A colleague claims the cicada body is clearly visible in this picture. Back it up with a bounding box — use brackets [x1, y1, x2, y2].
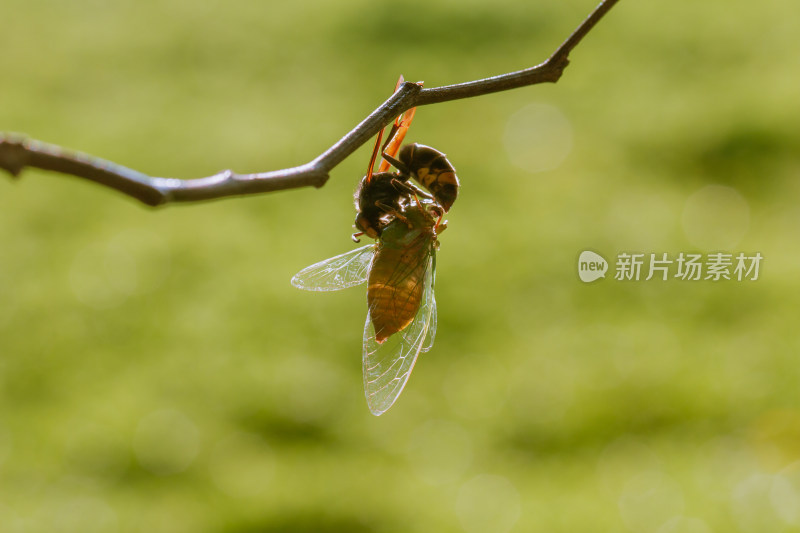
[367, 200, 438, 343]
[292, 200, 442, 415]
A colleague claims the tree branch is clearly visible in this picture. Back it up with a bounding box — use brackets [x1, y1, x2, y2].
[0, 0, 619, 207]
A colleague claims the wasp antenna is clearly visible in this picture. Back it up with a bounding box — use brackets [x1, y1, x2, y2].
[381, 122, 400, 154]
[381, 153, 407, 174]
[365, 127, 384, 182]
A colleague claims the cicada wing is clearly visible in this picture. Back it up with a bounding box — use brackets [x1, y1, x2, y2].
[291, 244, 375, 291]
[362, 256, 435, 415]
[421, 293, 437, 353]
[420, 257, 436, 353]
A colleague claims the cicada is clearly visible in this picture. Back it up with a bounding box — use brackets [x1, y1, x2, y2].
[292, 198, 444, 415]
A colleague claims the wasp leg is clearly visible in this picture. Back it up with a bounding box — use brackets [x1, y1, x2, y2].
[381, 153, 410, 175]
[428, 203, 447, 233]
[390, 178, 433, 201]
[374, 201, 412, 227]
[407, 190, 440, 223]
[381, 123, 401, 155]
[378, 108, 417, 171]
[351, 231, 365, 243]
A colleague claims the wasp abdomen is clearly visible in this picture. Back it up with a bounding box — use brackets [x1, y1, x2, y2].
[398, 143, 460, 212]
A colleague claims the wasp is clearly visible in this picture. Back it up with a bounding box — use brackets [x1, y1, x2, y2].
[353, 77, 460, 241]
[292, 197, 445, 415]
[383, 143, 459, 213]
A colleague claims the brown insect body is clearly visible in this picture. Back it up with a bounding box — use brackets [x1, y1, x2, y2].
[353, 171, 411, 240]
[397, 143, 460, 212]
[367, 201, 439, 343]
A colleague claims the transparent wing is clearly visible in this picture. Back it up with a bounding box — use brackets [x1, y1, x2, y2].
[291, 244, 375, 291]
[421, 256, 437, 352]
[362, 255, 436, 415]
[421, 294, 437, 353]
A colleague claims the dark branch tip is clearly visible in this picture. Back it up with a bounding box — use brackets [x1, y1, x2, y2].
[0, 135, 31, 178]
[401, 81, 424, 93]
[545, 54, 571, 82]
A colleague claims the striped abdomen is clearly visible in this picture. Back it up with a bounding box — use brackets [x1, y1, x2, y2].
[398, 143, 460, 212]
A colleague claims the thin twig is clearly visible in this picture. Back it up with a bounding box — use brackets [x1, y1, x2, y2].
[0, 0, 619, 207]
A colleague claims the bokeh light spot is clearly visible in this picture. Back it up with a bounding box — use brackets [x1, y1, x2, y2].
[596, 436, 663, 496]
[455, 474, 521, 533]
[406, 420, 473, 485]
[656, 516, 712, 533]
[503, 103, 573, 173]
[694, 436, 759, 502]
[731, 474, 785, 533]
[47, 497, 118, 533]
[618, 470, 685, 533]
[771, 472, 800, 526]
[681, 185, 750, 250]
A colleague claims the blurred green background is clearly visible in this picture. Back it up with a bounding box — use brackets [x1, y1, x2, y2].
[2, 0, 800, 531]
